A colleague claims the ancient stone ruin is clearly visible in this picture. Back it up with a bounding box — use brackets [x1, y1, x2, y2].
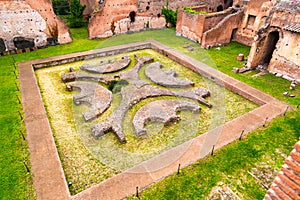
[133, 100, 200, 136]
[246, 0, 300, 81]
[66, 82, 112, 122]
[62, 54, 211, 143]
[84, 0, 233, 39]
[80, 56, 131, 74]
[145, 62, 195, 88]
[2, 0, 298, 81]
[0, 0, 72, 53]
[175, 0, 300, 81]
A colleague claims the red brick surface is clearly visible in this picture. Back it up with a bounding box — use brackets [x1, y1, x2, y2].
[265, 148, 300, 199]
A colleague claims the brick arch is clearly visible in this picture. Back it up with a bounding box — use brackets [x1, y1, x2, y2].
[247, 26, 283, 68]
[260, 30, 280, 65]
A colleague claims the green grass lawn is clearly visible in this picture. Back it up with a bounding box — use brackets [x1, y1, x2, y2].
[129, 111, 300, 200]
[0, 27, 299, 199]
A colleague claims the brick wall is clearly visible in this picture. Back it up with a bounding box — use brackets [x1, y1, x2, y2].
[265, 141, 300, 199]
[0, 0, 71, 52]
[88, 0, 228, 39]
[246, 1, 300, 80]
[201, 9, 244, 48]
[176, 7, 239, 44]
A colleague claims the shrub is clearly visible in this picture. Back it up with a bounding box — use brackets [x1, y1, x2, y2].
[52, 0, 70, 15]
[66, 0, 86, 28]
[162, 7, 178, 27]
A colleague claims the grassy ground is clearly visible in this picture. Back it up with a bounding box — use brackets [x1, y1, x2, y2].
[0, 58, 35, 199]
[0, 27, 299, 199]
[129, 110, 300, 200]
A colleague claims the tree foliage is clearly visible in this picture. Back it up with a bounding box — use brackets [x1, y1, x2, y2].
[162, 7, 178, 27]
[52, 0, 70, 15]
[66, 0, 86, 28]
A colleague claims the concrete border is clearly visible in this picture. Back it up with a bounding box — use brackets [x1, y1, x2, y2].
[19, 40, 288, 200]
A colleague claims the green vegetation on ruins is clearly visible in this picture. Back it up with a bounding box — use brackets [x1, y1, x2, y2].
[0, 27, 299, 199]
[182, 6, 207, 15]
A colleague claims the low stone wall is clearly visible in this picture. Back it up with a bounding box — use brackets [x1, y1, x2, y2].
[176, 10, 206, 43]
[201, 9, 244, 48]
[176, 7, 239, 44]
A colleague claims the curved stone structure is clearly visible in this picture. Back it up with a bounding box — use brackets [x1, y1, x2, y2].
[133, 100, 200, 136]
[80, 56, 131, 74]
[66, 82, 112, 121]
[64, 54, 211, 143]
[92, 85, 210, 143]
[145, 62, 194, 88]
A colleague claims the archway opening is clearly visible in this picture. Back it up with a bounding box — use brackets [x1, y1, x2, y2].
[129, 11, 136, 23]
[262, 31, 279, 65]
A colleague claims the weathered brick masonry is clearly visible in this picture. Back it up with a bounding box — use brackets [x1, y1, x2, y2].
[0, 0, 72, 52]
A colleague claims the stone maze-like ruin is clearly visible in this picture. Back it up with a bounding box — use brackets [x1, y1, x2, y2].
[62, 54, 211, 143]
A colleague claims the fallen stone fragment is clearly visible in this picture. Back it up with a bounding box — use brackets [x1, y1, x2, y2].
[236, 54, 244, 61]
[283, 91, 289, 96]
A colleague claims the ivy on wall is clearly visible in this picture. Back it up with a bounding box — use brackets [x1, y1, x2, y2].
[162, 7, 178, 27]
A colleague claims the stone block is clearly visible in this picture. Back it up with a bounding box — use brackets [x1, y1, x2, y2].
[3, 51, 10, 56]
[282, 75, 294, 82]
[236, 54, 244, 61]
[16, 49, 23, 54]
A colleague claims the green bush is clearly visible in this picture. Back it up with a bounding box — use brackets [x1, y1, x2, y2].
[162, 7, 178, 27]
[66, 0, 86, 28]
[52, 0, 70, 15]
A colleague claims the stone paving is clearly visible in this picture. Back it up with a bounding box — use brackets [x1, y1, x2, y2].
[19, 40, 288, 200]
[80, 56, 131, 74]
[145, 62, 194, 88]
[66, 82, 112, 122]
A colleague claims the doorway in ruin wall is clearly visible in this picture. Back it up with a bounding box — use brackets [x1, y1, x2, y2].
[261, 31, 279, 66]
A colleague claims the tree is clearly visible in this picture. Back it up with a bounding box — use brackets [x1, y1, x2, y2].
[66, 0, 86, 28]
[52, 0, 70, 15]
